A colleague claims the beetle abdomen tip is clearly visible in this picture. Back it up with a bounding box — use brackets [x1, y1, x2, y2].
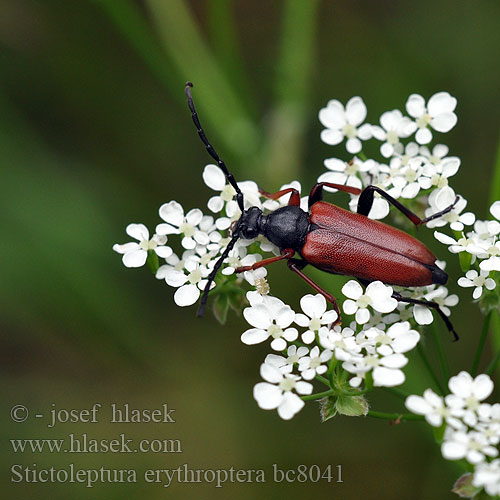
[431, 264, 448, 285]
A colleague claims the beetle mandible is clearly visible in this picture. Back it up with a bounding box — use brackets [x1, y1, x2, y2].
[185, 82, 459, 340]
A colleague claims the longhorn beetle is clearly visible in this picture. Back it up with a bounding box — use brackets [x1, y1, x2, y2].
[185, 82, 459, 340]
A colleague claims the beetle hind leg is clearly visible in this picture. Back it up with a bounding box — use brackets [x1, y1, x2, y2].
[391, 291, 459, 341]
[356, 185, 459, 227]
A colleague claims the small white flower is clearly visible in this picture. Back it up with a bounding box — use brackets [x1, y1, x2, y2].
[253, 363, 313, 420]
[478, 237, 500, 271]
[294, 294, 338, 344]
[298, 346, 332, 380]
[113, 223, 172, 268]
[157, 255, 214, 307]
[156, 201, 210, 250]
[246, 268, 270, 294]
[421, 156, 461, 191]
[473, 459, 500, 496]
[318, 325, 360, 361]
[423, 286, 458, 316]
[458, 270, 496, 300]
[405, 92, 457, 144]
[371, 110, 416, 158]
[434, 230, 484, 255]
[356, 159, 393, 190]
[365, 321, 420, 356]
[241, 295, 298, 351]
[442, 428, 498, 464]
[480, 256, 500, 272]
[319, 97, 372, 153]
[405, 388, 452, 427]
[389, 157, 428, 199]
[419, 143, 449, 165]
[393, 141, 421, 166]
[265, 345, 310, 374]
[319, 158, 370, 190]
[342, 349, 408, 387]
[490, 200, 500, 222]
[425, 188, 474, 231]
[445, 372, 494, 427]
[342, 280, 398, 324]
[473, 219, 500, 243]
[203, 164, 237, 213]
[222, 249, 264, 281]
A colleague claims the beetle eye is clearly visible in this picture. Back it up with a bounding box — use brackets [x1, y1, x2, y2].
[241, 226, 258, 239]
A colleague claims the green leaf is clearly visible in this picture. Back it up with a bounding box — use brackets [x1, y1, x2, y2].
[488, 132, 500, 205]
[146, 250, 160, 274]
[451, 473, 481, 499]
[458, 250, 473, 273]
[336, 395, 370, 417]
[479, 288, 500, 314]
[227, 289, 245, 314]
[319, 396, 338, 422]
[432, 422, 447, 444]
[212, 293, 230, 324]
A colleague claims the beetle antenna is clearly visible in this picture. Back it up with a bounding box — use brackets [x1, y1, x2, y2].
[185, 82, 244, 212]
[197, 230, 241, 318]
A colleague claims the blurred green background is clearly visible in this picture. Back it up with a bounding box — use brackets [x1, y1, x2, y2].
[2, 1, 500, 498]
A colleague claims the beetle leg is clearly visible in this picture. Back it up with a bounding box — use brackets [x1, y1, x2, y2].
[235, 248, 295, 273]
[259, 188, 301, 207]
[357, 185, 459, 226]
[308, 182, 362, 209]
[287, 258, 342, 324]
[392, 291, 459, 341]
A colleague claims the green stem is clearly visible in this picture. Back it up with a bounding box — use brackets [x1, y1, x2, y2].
[472, 311, 492, 376]
[145, 0, 260, 161]
[430, 322, 450, 383]
[358, 150, 368, 161]
[383, 386, 410, 401]
[488, 136, 500, 368]
[96, 0, 179, 97]
[301, 389, 335, 401]
[417, 343, 445, 395]
[315, 374, 331, 387]
[490, 308, 500, 354]
[486, 348, 500, 376]
[207, 0, 255, 117]
[263, 0, 319, 185]
[488, 131, 500, 205]
[367, 410, 424, 421]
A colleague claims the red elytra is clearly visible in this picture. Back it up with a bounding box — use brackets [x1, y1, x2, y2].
[303, 201, 438, 287]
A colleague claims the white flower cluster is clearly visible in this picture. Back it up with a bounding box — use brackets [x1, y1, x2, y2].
[435, 201, 500, 301]
[319, 92, 459, 218]
[114, 89, 498, 425]
[406, 372, 500, 495]
[246, 290, 423, 419]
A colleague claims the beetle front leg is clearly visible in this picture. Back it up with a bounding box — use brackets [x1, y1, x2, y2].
[392, 291, 459, 341]
[287, 258, 342, 325]
[258, 187, 301, 207]
[235, 248, 295, 273]
[357, 185, 459, 226]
